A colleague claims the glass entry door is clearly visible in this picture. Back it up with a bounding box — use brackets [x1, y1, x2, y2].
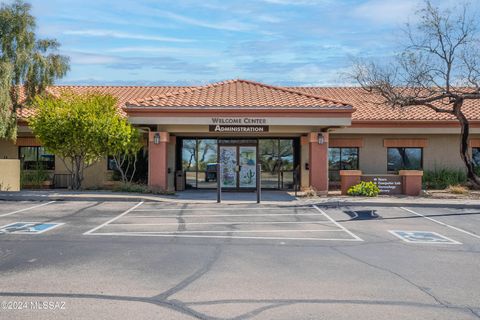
[219, 145, 257, 189]
[239, 146, 257, 188]
[219, 146, 237, 188]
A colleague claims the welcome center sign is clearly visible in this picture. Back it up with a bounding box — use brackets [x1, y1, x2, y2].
[209, 117, 269, 132]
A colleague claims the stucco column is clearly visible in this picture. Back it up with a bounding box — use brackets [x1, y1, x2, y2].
[339, 170, 362, 195]
[309, 132, 329, 195]
[399, 170, 423, 196]
[148, 132, 169, 191]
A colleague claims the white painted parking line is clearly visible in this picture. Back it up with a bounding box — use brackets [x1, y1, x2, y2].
[0, 201, 56, 217]
[85, 204, 360, 242]
[87, 233, 360, 241]
[132, 206, 313, 212]
[312, 205, 364, 241]
[106, 229, 346, 234]
[83, 201, 144, 235]
[110, 221, 335, 226]
[127, 213, 325, 218]
[400, 207, 480, 240]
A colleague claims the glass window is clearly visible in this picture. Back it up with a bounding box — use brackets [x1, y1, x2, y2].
[387, 147, 422, 172]
[259, 139, 280, 189]
[19, 146, 55, 170]
[182, 139, 197, 188]
[182, 139, 197, 172]
[328, 147, 359, 182]
[473, 148, 480, 167]
[197, 139, 218, 189]
[341, 148, 359, 170]
[107, 156, 117, 171]
[279, 139, 294, 171]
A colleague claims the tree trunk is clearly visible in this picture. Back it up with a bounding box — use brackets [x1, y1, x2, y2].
[129, 154, 138, 184]
[71, 156, 84, 190]
[453, 100, 480, 189]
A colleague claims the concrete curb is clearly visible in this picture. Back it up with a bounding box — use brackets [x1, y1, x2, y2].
[0, 194, 170, 203]
[0, 192, 478, 208]
[311, 201, 480, 209]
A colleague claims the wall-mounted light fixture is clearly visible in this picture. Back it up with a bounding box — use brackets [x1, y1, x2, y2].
[318, 133, 325, 145]
[153, 132, 160, 145]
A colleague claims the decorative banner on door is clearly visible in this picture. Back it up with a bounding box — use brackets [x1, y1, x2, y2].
[209, 125, 269, 133]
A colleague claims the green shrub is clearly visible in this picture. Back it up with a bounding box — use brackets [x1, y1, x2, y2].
[422, 168, 467, 189]
[20, 164, 51, 188]
[111, 183, 175, 195]
[347, 181, 380, 197]
[112, 183, 150, 193]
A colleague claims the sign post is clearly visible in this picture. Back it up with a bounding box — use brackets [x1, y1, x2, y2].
[256, 164, 261, 203]
[217, 163, 221, 203]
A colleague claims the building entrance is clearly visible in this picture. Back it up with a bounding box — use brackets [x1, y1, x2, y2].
[178, 137, 299, 190]
[218, 144, 257, 189]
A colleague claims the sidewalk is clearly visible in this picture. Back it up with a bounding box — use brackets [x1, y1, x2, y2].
[0, 189, 478, 208]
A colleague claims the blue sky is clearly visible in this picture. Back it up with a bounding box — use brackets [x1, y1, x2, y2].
[20, 0, 466, 86]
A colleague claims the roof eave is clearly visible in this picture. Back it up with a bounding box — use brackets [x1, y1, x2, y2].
[123, 105, 355, 113]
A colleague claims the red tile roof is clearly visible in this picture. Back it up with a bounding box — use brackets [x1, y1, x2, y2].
[14, 80, 480, 122]
[289, 87, 480, 121]
[16, 85, 194, 119]
[126, 79, 352, 110]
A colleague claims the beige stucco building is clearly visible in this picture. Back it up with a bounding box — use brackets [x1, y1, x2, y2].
[2, 79, 480, 192]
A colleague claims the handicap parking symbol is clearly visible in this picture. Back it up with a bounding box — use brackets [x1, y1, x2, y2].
[0, 222, 64, 234]
[389, 230, 461, 244]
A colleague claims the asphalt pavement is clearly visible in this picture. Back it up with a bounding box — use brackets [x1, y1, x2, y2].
[0, 200, 479, 320]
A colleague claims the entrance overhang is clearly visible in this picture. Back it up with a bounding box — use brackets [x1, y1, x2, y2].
[126, 109, 354, 128]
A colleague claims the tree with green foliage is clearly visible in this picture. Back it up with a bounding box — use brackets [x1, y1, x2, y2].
[110, 124, 142, 185]
[29, 92, 140, 190]
[0, 0, 69, 140]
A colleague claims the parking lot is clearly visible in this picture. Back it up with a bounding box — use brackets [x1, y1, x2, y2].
[0, 200, 479, 319]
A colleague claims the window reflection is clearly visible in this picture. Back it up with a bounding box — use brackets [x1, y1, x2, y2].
[258, 139, 295, 189]
[473, 148, 480, 167]
[197, 139, 218, 188]
[259, 139, 279, 189]
[19, 146, 55, 170]
[328, 147, 359, 182]
[182, 139, 197, 188]
[387, 147, 422, 172]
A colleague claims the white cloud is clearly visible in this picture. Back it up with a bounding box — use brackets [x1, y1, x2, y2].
[255, 14, 284, 23]
[261, 0, 331, 5]
[157, 11, 254, 32]
[107, 46, 220, 57]
[351, 0, 418, 25]
[65, 51, 118, 65]
[63, 29, 194, 42]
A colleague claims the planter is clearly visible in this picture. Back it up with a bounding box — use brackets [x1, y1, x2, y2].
[22, 180, 53, 190]
[42, 180, 53, 189]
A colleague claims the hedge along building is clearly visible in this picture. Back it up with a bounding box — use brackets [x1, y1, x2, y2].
[1, 79, 480, 192]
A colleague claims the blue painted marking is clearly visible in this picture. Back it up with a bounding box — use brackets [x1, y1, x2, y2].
[0, 222, 63, 234]
[390, 230, 460, 244]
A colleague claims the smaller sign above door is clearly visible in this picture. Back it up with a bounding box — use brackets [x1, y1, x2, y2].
[209, 125, 269, 133]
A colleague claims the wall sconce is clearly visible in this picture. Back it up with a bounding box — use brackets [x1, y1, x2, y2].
[318, 133, 325, 145]
[153, 132, 160, 145]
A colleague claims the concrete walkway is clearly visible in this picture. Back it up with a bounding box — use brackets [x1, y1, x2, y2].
[0, 189, 479, 208]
